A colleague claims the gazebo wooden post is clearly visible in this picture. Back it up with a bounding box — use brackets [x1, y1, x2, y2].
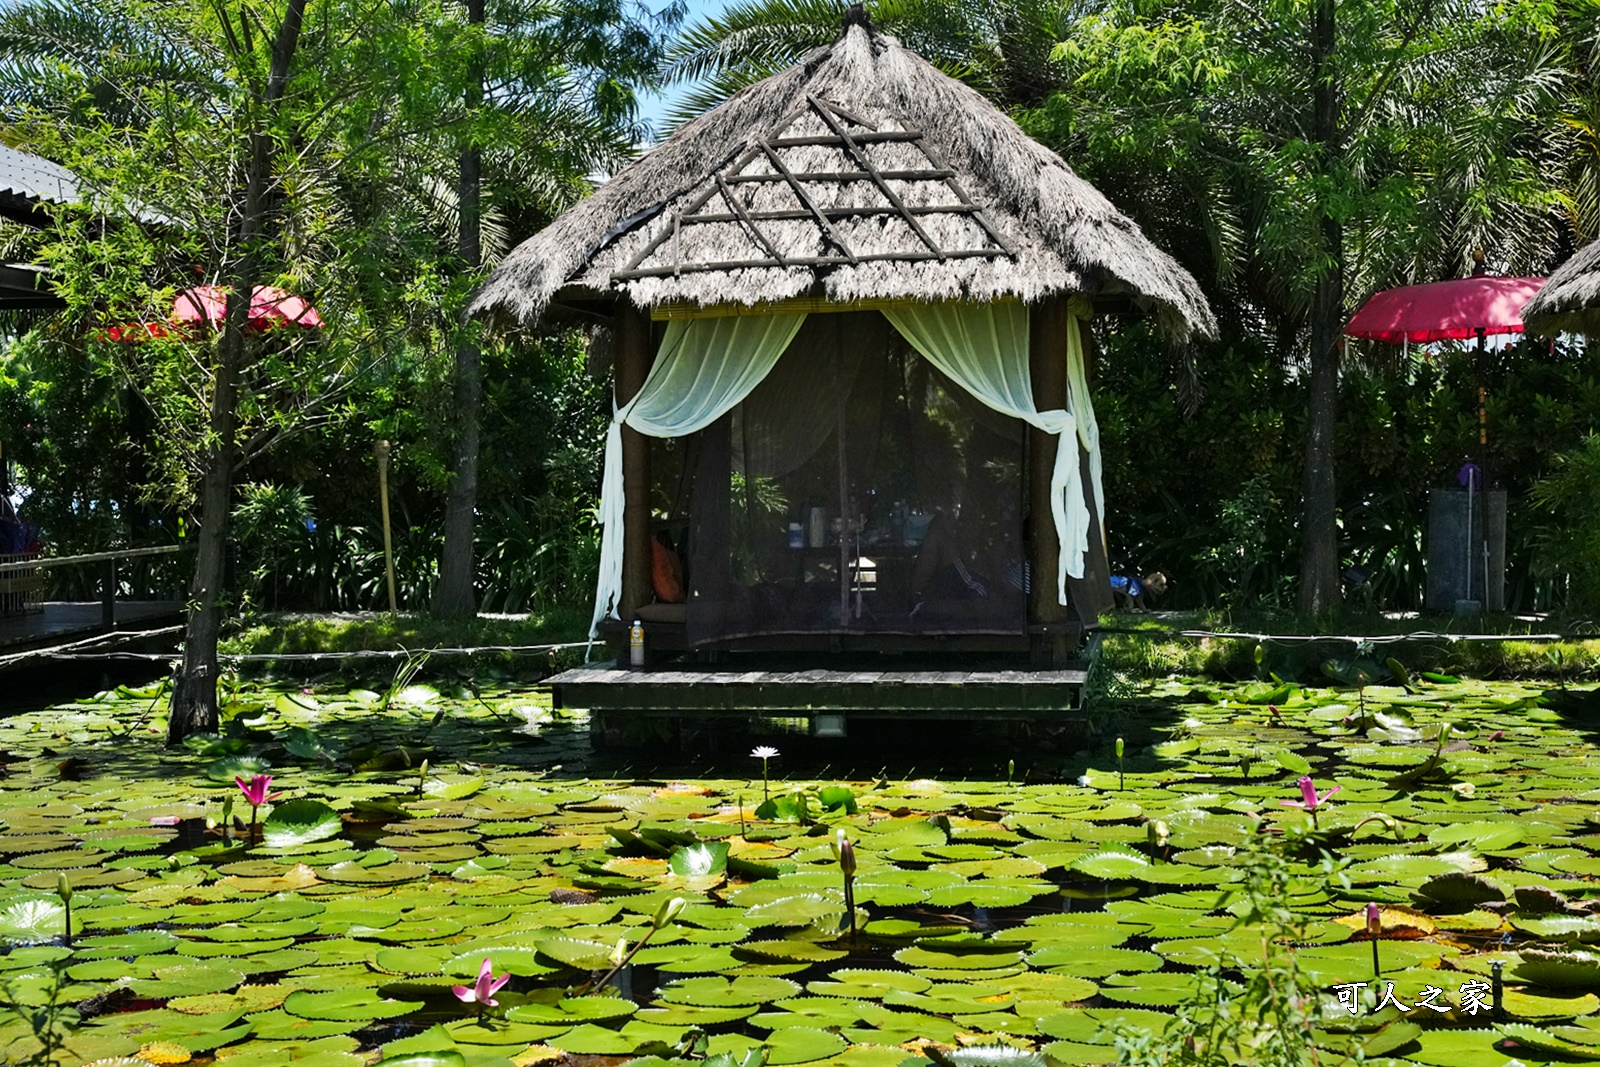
[1069, 321, 1113, 624]
[1029, 296, 1112, 664]
[1028, 297, 1069, 666]
[616, 303, 655, 622]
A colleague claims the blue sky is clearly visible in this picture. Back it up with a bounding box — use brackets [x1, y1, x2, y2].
[637, 0, 731, 135]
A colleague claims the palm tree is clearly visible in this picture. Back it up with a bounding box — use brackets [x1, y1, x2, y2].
[669, 0, 1580, 614]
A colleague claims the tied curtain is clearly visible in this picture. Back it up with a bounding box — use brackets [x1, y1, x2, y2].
[591, 312, 808, 637]
[881, 301, 1101, 605]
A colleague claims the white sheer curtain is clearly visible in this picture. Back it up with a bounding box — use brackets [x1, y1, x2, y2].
[882, 301, 1101, 605]
[591, 312, 808, 638]
[1065, 296, 1104, 534]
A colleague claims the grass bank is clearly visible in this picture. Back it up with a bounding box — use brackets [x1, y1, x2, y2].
[220, 607, 591, 680]
[1096, 608, 1600, 681]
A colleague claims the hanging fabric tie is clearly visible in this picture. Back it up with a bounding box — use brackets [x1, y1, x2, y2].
[882, 300, 1102, 605]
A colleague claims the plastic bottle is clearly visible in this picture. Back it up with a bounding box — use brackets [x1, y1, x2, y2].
[629, 619, 645, 668]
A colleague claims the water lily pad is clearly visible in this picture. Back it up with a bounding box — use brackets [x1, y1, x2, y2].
[282, 988, 424, 1021]
[206, 755, 272, 782]
[0, 896, 69, 944]
[262, 800, 344, 848]
[659, 975, 803, 1005]
[508, 995, 638, 1025]
[764, 1025, 847, 1064]
[668, 842, 729, 877]
[168, 984, 291, 1015]
[318, 861, 430, 885]
[130, 960, 247, 998]
[745, 894, 845, 927]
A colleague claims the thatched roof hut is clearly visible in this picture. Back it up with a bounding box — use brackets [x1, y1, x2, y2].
[1522, 238, 1600, 336]
[472, 8, 1214, 670]
[469, 9, 1214, 340]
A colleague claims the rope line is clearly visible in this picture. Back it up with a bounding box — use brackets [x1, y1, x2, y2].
[0, 635, 590, 666]
[1088, 627, 1576, 644]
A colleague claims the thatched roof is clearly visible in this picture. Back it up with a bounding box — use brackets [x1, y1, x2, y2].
[469, 11, 1215, 341]
[1522, 238, 1600, 336]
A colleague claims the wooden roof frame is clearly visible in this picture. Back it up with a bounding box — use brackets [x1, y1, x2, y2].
[612, 95, 1014, 283]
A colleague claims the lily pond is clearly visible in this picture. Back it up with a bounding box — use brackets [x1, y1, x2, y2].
[3, 672, 1600, 1067]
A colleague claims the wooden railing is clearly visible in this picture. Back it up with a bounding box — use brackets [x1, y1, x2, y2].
[0, 545, 183, 627]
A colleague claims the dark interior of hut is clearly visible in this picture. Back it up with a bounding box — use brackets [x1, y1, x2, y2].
[646, 311, 1027, 647]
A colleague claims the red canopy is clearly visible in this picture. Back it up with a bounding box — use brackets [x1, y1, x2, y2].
[1344, 275, 1545, 344]
[172, 285, 324, 329]
[107, 284, 323, 342]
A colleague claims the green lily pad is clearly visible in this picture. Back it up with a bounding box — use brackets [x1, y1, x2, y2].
[262, 799, 345, 848]
[282, 988, 424, 1021]
[206, 755, 273, 782]
[668, 841, 730, 877]
[129, 960, 248, 998]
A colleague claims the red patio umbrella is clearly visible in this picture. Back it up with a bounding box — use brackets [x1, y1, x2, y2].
[1344, 271, 1547, 458]
[107, 284, 324, 341]
[1344, 274, 1544, 343]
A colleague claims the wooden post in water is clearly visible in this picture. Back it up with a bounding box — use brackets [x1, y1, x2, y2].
[375, 439, 398, 614]
[616, 305, 655, 621]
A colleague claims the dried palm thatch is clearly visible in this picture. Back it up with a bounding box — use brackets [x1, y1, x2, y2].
[1523, 238, 1600, 337]
[469, 11, 1215, 342]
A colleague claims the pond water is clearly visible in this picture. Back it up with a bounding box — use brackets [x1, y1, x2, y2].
[0, 672, 1597, 1066]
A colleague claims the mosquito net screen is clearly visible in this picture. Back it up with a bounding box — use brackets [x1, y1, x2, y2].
[659, 310, 1026, 646]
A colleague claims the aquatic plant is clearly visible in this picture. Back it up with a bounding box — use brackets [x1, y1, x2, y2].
[751, 746, 778, 801]
[1280, 774, 1340, 829]
[1368, 902, 1382, 976]
[832, 829, 857, 938]
[452, 957, 510, 1018]
[233, 773, 281, 841]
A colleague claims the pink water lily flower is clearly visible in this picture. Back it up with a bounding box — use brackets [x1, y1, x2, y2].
[1281, 775, 1340, 811]
[235, 774, 282, 808]
[453, 957, 510, 1007]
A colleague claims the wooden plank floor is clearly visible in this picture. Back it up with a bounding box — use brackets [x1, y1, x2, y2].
[0, 601, 183, 651]
[546, 664, 1089, 719]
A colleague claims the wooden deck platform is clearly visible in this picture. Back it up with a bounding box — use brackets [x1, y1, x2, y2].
[0, 600, 183, 653]
[546, 664, 1091, 721]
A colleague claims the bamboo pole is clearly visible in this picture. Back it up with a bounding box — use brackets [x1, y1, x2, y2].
[375, 439, 398, 614]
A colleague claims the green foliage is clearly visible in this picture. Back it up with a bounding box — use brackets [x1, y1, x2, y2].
[1110, 837, 1349, 1066]
[1095, 330, 1600, 614]
[1530, 433, 1600, 611]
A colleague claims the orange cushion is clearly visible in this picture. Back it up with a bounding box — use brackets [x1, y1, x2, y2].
[651, 538, 685, 604]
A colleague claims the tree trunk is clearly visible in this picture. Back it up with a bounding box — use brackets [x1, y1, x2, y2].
[167, 0, 307, 743]
[1297, 0, 1344, 616]
[434, 0, 486, 619]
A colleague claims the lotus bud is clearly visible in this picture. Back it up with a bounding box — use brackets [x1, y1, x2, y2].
[1437, 723, 1452, 744]
[1366, 902, 1381, 936]
[836, 831, 856, 878]
[1147, 820, 1170, 849]
[1115, 738, 1125, 759]
[55, 872, 71, 902]
[609, 937, 628, 966]
[653, 895, 687, 930]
